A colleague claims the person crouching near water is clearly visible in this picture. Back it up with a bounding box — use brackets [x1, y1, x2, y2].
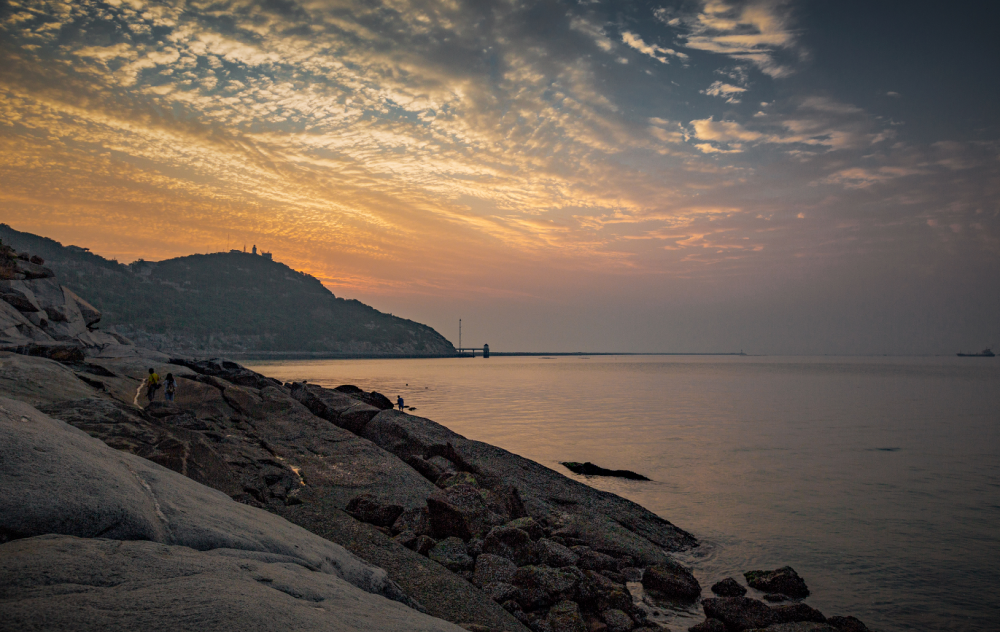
[397, 395, 404, 411]
[164, 373, 176, 402]
[146, 368, 161, 403]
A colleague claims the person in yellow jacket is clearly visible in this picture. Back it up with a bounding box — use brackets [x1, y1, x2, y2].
[146, 368, 161, 402]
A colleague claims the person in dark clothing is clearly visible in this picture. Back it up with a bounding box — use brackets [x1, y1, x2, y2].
[397, 395, 404, 411]
[164, 373, 176, 402]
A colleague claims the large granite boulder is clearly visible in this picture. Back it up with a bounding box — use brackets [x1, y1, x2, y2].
[0, 534, 464, 632]
[0, 397, 415, 606]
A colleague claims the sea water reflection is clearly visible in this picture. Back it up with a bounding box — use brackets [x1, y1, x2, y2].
[246, 355, 1000, 632]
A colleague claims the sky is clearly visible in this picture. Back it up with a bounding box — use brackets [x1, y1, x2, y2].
[1, 0, 998, 354]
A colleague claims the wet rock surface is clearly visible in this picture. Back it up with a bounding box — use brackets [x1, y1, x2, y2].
[744, 566, 810, 598]
[641, 562, 701, 603]
[711, 577, 747, 597]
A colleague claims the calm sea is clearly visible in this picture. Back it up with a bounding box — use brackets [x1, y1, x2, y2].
[245, 356, 1000, 632]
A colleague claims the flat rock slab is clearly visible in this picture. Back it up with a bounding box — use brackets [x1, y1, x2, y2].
[0, 535, 464, 632]
[0, 352, 98, 405]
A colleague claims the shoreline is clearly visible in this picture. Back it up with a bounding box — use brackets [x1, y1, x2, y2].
[0, 348, 884, 632]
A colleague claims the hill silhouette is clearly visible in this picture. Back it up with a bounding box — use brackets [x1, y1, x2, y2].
[0, 224, 455, 356]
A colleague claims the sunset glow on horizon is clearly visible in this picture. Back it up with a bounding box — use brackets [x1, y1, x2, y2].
[2, 0, 998, 354]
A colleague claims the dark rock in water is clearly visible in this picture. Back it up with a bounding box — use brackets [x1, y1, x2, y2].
[346, 493, 405, 528]
[428, 536, 474, 572]
[511, 565, 582, 610]
[641, 563, 701, 602]
[744, 566, 810, 598]
[827, 615, 870, 631]
[474, 554, 518, 587]
[560, 462, 651, 481]
[335, 384, 366, 395]
[702, 597, 779, 631]
[712, 577, 747, 597]
[548, 600, 587, 632]
[427, 483, 496, 540]
[689, 618, 727, 632]
[483, 525, 537, 566]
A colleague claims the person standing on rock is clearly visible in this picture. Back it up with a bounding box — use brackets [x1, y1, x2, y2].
[146, 368, 161, 403]
[164, 373, 176, 402]
[397, 395, 404, 411]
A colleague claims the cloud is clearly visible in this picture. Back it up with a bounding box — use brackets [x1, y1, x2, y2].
[621, 31, 687, 64]
[569, 17, 615, 52]
[663, 0, 801, 77]
[702, 80, 747, 103]
[690, 117, 763, 143]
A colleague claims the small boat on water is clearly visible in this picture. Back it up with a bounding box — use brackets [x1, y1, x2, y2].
[957, 348, 995, 357]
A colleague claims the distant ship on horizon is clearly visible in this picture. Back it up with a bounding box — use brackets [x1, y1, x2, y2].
[957, 347, 995, 357]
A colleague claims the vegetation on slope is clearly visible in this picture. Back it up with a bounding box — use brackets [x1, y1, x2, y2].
[0, 224, 455, 355]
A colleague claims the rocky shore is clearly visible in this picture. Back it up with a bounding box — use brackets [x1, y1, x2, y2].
[0, 257, 880, 632]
